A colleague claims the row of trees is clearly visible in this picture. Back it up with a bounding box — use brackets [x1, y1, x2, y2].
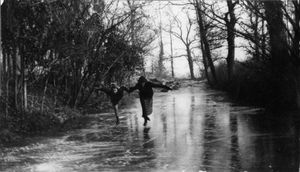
[0, 0, 155, 124]
[160, 0, 299, 108]
[163, 0, 299, 109]
[187, 0, 300, 109]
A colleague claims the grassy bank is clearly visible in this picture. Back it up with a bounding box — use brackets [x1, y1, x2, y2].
[0, 90, 118, 146]
[0, 105, 86, 146]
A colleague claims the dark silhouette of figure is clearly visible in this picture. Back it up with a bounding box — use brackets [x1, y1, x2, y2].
[96, 83, 128, 125]
[129, 76, 172, 126]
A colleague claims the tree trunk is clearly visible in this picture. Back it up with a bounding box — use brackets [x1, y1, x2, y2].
[226, 32, 235, 81]
[226, 0, 237, 81]
[264, 0, 296, 108]
[5, 77, 9, 124]
[292, 1, 300, 108]
[41, 77, 49, 112]
[20, 45, 27, 112]
[261, 19, 267, 58]
[296, 69, 300, 108]
[74, 75, 86, 107]
[200, 39, 211, 85]
[158, 38, 164, 77]
[264, 1, 290, 69]
[12, 46, 18, 110]
[24, 76, 27, 111]
[187, 47, 195, 80]
[195, 0, 217, 84]
[252, 1, 260, 59]
[169, 23, 175, 78]
[54, 79, 58, 107]
[70, 64, 81, 108]
[2, 51, 8, 127]
[292, 1, 300, 63]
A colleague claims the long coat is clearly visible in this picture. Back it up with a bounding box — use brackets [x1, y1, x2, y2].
[129, 82, 171, 117]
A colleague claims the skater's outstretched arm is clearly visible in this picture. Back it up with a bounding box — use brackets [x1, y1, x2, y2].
[128, 84, 139, 93]
[119, 86, 129, 93]
[149, 82, 172, 90]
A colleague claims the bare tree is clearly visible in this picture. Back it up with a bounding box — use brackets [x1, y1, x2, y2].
[237, 0, 269, 62]
[225, 0, 238, 81]
[194, 0, 218, 85]
[166, 12, 198, 80]
[264, 0, 300, 108]
[198, 0, 238, 81]
[169, 19, 175, 78]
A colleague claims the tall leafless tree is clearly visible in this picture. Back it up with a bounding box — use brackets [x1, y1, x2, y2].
[237, 0, 268, 61]
[225, 0, 238, 81]
[264, 0, 300, 108]
[194, 0, 218, 85]
[169, 19, 175, 78]
[167, 12, 198, 80]
[198, 0, 238, 81]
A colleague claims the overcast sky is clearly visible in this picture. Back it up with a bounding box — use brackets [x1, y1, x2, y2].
[143, 0, 201, 78]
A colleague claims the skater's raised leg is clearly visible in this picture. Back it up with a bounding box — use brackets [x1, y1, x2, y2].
[113, 104, 120, 125]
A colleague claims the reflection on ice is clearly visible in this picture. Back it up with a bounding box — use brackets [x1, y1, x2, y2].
[31, 162, 61, 172]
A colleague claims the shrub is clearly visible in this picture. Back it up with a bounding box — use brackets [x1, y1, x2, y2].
[212, 60, 273, 106]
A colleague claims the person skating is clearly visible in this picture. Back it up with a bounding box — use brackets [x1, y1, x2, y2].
[128, 76, 172, 126]
[96, 83, 128, 125]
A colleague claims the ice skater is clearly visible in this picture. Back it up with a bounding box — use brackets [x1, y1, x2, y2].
[96, 83, 128, 125]
[128, 76, 172, 126]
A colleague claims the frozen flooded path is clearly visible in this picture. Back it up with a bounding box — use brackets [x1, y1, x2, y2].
[1, 83, 300, 172]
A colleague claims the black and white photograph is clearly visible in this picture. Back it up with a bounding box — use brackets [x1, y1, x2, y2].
[1, 0, 300, 171]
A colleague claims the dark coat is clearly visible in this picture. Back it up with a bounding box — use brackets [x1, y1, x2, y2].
[128, 81, 171, 117]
